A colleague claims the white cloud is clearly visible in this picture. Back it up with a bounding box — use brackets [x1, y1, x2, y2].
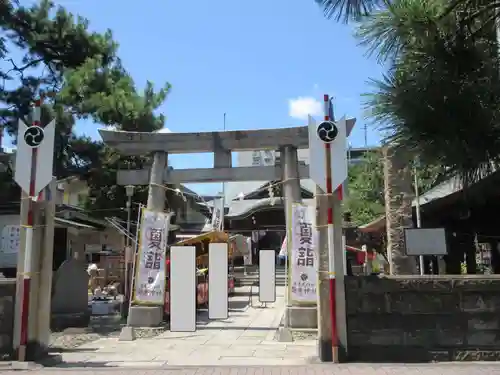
[99, 125, 172, 133]
[154, 127, 171, 133]
[288, 96, 322, 120]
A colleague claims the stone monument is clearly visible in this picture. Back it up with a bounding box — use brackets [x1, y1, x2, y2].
[51, 259, 90, 330]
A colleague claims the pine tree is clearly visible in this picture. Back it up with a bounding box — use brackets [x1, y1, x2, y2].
[0, 0, 173, 217]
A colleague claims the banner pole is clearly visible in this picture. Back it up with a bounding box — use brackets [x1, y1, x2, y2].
[323, 94, 339, 361]
[126, 204, 143, 326]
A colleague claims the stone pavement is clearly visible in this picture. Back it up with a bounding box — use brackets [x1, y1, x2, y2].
[8, 363, 500, 374]
[12, 287, 500, 373]
[50, 286, 317, 368]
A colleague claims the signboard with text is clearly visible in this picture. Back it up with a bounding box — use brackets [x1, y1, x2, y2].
[211, 198, 224, 231]
[1, 225, 20, 254]
[133, 209, 171, 305]
[288, 203, 318, 304]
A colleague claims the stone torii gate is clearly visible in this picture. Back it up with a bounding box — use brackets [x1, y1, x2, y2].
[99, 121, 355, 328]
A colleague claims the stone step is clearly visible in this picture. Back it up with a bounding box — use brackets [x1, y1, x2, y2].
[236, 278, 287, 286]
[234, 266, 288, 286]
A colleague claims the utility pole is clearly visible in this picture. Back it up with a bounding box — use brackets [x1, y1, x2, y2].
[221, 113, 226, 232]
[413, 158, 424, 275]
[316, 185, 333, 362]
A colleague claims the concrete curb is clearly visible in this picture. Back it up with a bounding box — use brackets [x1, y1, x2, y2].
[10, 361, 44, 371]
[2, 354, 63, 370]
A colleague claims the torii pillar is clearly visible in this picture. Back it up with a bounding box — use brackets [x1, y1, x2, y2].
[279, 146, 317, 340]
[126, 151, 168, 328]
[98, 122, 355, 334]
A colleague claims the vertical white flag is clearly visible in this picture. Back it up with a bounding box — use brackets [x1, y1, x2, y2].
[211, 198, 224, 231]
[133, 209, 171, 305]
[289, 203, 318, 303]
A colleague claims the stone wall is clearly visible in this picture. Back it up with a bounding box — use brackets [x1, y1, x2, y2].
[346, 275, 500, 362]
[0, 279, 16, 358]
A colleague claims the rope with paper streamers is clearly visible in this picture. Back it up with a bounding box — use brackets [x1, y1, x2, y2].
[15, 178, 342, 230]
[15, 177, 344, 230]
[151, 178, 345, 231]
[151, 177, 341, 205]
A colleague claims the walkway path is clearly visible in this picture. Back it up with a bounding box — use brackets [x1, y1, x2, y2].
[11, 363, 500, 374]
[53, 286, 317, 368]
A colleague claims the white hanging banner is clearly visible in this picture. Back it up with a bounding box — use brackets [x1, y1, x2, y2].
[244, 237, 253, 265]
[289, 203, 318, 303]
[211, 198, 224, 231]
[133, 209, 170, 305]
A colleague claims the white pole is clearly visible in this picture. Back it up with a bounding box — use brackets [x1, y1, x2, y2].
[221, 113, 226, 232]
[222, 113, 231, 273]
[126, 204, 143, 325]
[122, 194, 132, 319]
[284, 222, 289, 330]
[413, 161, 424, 275]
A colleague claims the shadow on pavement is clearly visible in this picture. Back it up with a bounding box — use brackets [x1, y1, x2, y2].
[49, 347, 99, 353]
[43, 360, 165, 368]
[195, 325, 276, 331]
[228, 300, 250, 310]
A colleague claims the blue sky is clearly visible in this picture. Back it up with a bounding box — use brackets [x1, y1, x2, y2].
[13, 0, 384, 195]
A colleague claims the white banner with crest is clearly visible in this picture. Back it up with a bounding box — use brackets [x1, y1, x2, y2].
[289, 203, 318, 303]
[133, 209, 170, 305]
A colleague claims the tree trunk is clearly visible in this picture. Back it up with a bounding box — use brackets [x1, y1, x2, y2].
[383, 145, 417, 275]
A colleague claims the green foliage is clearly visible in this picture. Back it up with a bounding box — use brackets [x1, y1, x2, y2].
[355, 0, 449, 63]
[344, 151, 385, 226]
[316, 0, 496, 28]
[0, 0, 173, 217]
[315, 0, 386, 23]
[344, 150, 444, 226]
[317, 0, 500, 186]
[0, 0, 118, 132]
[357, 0, 500, 187]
